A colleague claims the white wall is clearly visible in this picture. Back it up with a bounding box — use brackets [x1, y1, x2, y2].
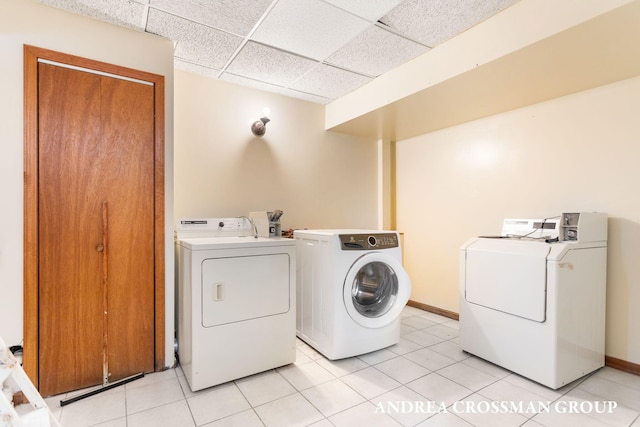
[396, 76, 640, 364]
[174, 70, 378, 230]
[0, 0, 175, 366]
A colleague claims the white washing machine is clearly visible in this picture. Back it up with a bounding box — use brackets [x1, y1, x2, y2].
[460, 212, 607, 389]
[176, 218, 296, 391]
[294, 229, 411, 360]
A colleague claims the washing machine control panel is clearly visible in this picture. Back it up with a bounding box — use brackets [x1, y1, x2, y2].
[339, 233, 398, 250]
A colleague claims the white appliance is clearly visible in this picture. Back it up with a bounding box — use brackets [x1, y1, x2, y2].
[460, 212, 607, 389]
[176, 218, 296, 391]
[295, 229, 411, 359]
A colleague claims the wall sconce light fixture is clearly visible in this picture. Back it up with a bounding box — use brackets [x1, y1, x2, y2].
[251, 107, 271, 137]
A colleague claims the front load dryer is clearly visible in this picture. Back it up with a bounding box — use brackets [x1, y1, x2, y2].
[176, 218, 296, 391]
[294, 230, 411, 359]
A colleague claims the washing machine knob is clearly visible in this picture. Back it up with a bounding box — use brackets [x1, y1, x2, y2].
[368, 236, 377, 247]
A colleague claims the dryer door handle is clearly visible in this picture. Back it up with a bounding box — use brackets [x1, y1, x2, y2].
[213, 282, 224, 301]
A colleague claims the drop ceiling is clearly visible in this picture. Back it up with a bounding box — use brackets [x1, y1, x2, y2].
[38, 0, 520, 104]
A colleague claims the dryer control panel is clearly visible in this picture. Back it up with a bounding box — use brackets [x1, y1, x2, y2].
[497, 212, 607, 243]
[339, 233, 399, 250]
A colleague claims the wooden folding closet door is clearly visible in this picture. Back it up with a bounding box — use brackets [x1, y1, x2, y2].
[37, 61, 155, 396]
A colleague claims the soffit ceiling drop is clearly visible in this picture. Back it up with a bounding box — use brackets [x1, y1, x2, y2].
[39, 0, 519, 104]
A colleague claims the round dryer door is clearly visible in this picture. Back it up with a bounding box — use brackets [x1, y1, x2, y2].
[343, 252, 411, 328]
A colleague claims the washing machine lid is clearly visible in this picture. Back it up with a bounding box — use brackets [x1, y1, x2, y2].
[179, 236, 295, 250]
[464, 238, 551, 322]
[343, 252, 411, 329]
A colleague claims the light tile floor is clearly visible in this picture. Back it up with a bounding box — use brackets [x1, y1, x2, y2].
[46, 306, 640, 427]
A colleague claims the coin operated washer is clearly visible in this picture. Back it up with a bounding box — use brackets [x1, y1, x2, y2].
[459, 212, 607, 389]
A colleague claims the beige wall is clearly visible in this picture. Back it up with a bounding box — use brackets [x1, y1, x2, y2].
[6, 0, 635, 376]
[0, 0, 378, 369]
[174, 70, 378, 230]
[0, 0, 175, 365]
[396, 75, 640, 364]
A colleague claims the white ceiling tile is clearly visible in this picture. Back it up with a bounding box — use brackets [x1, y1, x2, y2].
[39, 0, 148, 30]
[283, 89, 333, 105]
[251, 0, 370, 60]
[149, 0, 273, 36]
[381, 0, 519, 46]
[226, 42, 319, 87]
[221, 73, 333, 104]
[175, 59, 221, 78]
[322, 0, 404, 22]
[221, 72, 288, 93]
[42, 0, 523, 104]
[326, 25, 429, 77]
[146, 9, 242, 69]
[289, 64, 372, 99]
